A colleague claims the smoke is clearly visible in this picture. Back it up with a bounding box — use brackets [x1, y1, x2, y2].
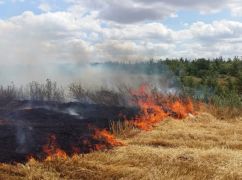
[72, 62, 181, 94]
[0, 60, 181, 96]
[15, 120, 34, 154]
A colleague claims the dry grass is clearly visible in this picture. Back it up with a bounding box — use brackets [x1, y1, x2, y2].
[109, 120, 140, 139]
[1, 113, 242, 180]
[198, 103, 242, 119]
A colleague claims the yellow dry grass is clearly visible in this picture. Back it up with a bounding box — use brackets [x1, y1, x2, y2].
[1, 113, 242, 180]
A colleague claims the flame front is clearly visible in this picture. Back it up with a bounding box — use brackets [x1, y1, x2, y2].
[34, 84, 194, 161]
[93, 129, 124, 150]
[128, 85, 194, 130]
[42, 134, 67, 161]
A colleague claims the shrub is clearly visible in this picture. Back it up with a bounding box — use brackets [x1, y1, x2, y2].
[0, 83, 18, 106]
[69, 83, 129, 106]
[27, 79, 65, 102]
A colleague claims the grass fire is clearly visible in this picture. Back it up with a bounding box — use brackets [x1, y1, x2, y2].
[0, 82, 195, 163]
[36, 84, 195, 160]
[0, 60, 242, 179]
[1, 1, 242, 179]
[0, 70, 241, 180]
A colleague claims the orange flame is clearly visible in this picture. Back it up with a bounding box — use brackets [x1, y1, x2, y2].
[132, 100, 168, 130]
[93, 129, 124, 149]
[169, 99, 194, 119]
[127, 85, 194, 130]
[42, 134, 67, 161]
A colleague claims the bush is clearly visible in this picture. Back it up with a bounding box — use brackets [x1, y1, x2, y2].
[0, 84, 18, 106]
[211, 92, 242, 108]
[27, 79, 65, 102]
[69, 83, 128, 106]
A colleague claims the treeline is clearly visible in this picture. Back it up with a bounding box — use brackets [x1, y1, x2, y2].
[100, 57, 242, 107]
[165, 57, 242, 107]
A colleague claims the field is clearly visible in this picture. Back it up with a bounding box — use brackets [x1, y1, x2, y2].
[0, 59, 241, 179]
[0, 112, 242, 180]
[1, 1, 242, 179]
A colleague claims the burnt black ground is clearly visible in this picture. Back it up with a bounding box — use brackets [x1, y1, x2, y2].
[0, 101, 138, 163]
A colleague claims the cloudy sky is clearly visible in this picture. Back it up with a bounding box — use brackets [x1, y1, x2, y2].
[0, 0, 242, 83]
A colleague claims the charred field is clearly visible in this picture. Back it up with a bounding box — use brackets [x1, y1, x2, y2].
[0, 84, 194, 164]
[0, 100, 138, 163]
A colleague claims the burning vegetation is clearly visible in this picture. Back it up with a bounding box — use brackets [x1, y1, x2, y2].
[42, 134, 68, 161]
[26, 84, 195, 161]
[0, 81, 196, 163]
[0, 61, 241, 179]
[127, 84, 194, 130]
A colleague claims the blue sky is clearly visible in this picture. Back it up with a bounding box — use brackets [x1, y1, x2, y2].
[0, 0, 242, 84]
[0, 0, 69, 18]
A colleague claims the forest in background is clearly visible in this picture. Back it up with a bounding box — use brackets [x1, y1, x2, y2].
[102, 57, 242, 107]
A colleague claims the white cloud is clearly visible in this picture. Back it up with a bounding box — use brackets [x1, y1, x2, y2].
[1, 8, 242, 66]
[0, 11, 93, 65]
[228, 0, 242, 17]
[38, 2, 52, 12]
[175, 20, 242, 58]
